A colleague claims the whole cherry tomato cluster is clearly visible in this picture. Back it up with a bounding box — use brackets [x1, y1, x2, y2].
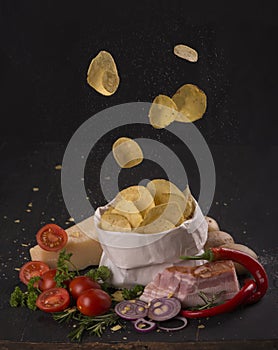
[19, 261, 112, 316]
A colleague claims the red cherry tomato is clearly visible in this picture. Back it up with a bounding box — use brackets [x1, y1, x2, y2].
[36, 224, 68, 252]
[69, 276, 101, 299]
[36, 288, 70, 313]
[77, 288, 111, 316]
[19, 261, 50, 285]
[38, 269, 57, 291]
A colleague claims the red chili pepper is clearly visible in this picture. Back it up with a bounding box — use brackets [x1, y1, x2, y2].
[181, 247, 268, 305]
[181, 279, 257, 319]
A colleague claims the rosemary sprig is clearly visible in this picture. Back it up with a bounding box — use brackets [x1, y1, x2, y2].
[189, 290, 226, 311]
[52, 307, 78, 323]
[52, 308, 119, 341]
[69, 312, 118, 340]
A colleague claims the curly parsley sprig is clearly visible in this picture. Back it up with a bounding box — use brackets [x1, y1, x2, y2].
[85, 266, 111, 291]
[10, 276, 41, 310]
[122, 284, 144, 300]
[54, 249, 78, 287]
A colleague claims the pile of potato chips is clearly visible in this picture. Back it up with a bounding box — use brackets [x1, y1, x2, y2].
[99, 179, 195, 234]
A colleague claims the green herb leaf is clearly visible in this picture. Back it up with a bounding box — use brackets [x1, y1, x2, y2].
[53, 309, 118, 342]
[122, 285, 144, 300]
[26, 276, 41, 310]
[85, 266, 111, 283]
[52, 307, 78, 323]
[188, 290, 226, 311]
[55, 249, 77, 287]
[95, 266, 111, 282]
[68, 312, 118, 341]
[26, 291, 38, 310]
[27, 276, 41, 292]
[10, 277, 41, 310]
[10, 286, 26, 307]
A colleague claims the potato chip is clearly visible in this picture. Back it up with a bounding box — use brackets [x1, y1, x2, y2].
[87, 51, 120, 96]
[116, 186, 155, 217]
[103, 206, 114, 215]
[134, 217, 175, 234]
[99, 212, 131, 232]
[111, 200, 143, 228]
[183, 185, 191, 200]
[174, 44, 198, 62]
[158, 193, 187, 213]
[172, 84, 207, 122]
[183, 185, 196, 219]
[141, 202, 183, 227]
[148, 95, 178, 129]
[112, 137, 143, 169]
[146, 179, 185, 205]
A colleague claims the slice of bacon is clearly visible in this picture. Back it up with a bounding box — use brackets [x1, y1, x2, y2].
[140, 260, 240, 308]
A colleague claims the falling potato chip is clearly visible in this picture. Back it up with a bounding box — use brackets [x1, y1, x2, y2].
[112, 137, 143, 169]
[174, 44, 198, 63]
[134, 217, 175, 234]
[116, 186, 155, 217]
[172, 84, 207, 122]
[111, 200, 143, 228]
[99, 212, 131, 232]
[146, 179, 185, 205]
[148, 95, 178, 129]
[141, 202, 184, 227]
[87, 50, 120, 96]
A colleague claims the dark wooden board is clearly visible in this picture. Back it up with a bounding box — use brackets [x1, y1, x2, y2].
[0, 340, 277, 350]
[0, 1, 278, 348]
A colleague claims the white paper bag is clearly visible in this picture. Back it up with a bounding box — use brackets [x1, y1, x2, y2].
[99, 251, 205, 288]
[93, 198, 208, 270]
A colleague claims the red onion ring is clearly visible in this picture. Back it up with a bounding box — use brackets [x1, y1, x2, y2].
[133, 318, 157, 332]
[114, 300, 148, 320]
[148, 297, 181, 321]
[158, 316, 188, 331]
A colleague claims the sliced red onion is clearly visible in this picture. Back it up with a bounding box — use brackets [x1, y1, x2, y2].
[158, 316, 188, 331]
[133, 318, 157, 333]
[114, 300, 148, 320]
[148, 297, 181, 321]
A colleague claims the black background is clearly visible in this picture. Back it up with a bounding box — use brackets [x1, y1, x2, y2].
[1, 0, 278, 147]
[0, 0, 278, 347]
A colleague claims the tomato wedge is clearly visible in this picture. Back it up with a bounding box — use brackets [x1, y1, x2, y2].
[36, 224, 68, 252]
[36, 288, 70, 313]
[19, 261, 50, 285]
